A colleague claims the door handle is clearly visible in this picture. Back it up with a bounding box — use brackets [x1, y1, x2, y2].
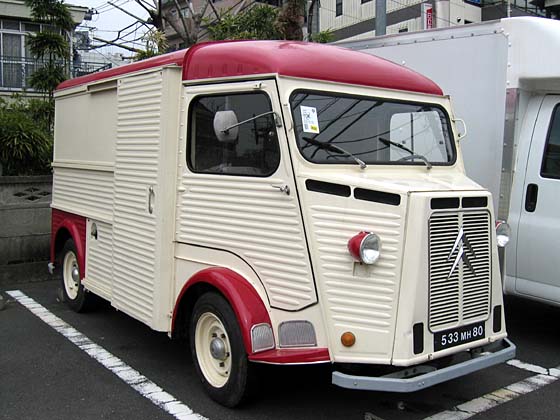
[525, 183, 538, 212]
[148, 186, 155, 214]
[272, 184, 290, 195]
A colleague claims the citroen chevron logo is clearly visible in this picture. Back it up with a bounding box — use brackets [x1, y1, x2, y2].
[447, 228, 476, 279]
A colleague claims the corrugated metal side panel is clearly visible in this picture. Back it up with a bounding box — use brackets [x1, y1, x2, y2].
[177, 174, 316, 311]
[52, 168, 114, 221]
[310, 204, 402, 333]
[85, 221, 113, 299]
[111, 71, 162, 324]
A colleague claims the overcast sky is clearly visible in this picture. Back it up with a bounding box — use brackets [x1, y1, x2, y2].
[68, 0, 151, 56]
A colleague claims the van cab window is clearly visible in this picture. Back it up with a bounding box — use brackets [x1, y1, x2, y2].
[542, 104, 560, 179]
[290, 90, 455, 167]
[188, 93, 280, 176]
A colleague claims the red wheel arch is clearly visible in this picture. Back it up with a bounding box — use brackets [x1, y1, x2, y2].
[172, 268, 271, 355]
[51, 209, 87, 278]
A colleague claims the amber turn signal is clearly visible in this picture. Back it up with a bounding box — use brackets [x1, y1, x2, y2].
[341, 332, 356, 347]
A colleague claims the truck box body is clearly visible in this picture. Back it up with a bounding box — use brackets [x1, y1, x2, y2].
[338, 17, 560, 306]
[51, 41, 514, 405]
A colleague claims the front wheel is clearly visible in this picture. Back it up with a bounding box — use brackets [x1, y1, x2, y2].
[60, 239, 96, 312]
[190, 292, 255, 407]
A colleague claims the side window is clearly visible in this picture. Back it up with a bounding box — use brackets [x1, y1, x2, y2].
[541, 104, 560, 179]
[188, 92, 281, 176]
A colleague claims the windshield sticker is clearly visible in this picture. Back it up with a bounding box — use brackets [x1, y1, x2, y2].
[301, 106, 320, 134]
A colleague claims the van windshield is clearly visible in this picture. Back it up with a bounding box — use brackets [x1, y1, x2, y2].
[290, 91, 455, 166]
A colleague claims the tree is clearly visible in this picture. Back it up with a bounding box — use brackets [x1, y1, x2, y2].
[310, 30, 334, 43]
[93, 0, 216, 52]
[96, 0, 321, 58]
[207, 1, 318, 43]
[134, 28, 169, 61]
[25, 0, 74, 101]
[206, 5, 281, 41]
[275, 0, 306, 41]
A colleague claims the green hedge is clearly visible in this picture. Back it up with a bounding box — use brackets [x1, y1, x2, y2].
[0, 97, 53, 176]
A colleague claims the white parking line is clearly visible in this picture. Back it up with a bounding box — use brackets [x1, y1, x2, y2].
[6, 290, 207, 420]
[507, 359, 560, 376]
[424, 359, 560, 420]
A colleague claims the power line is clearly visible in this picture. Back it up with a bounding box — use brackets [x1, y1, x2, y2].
[96, 0, 135, 14]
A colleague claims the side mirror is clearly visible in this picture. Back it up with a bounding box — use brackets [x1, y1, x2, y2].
[214, 110, 239, 143]
[453, 118, 468, 141]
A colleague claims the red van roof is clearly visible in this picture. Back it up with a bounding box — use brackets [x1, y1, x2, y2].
[57, 40, 443, 96]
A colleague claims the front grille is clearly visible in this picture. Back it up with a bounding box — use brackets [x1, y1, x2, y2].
[429, 211, 491, 331]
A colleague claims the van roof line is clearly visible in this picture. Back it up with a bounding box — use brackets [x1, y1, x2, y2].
[57, 40, 443, 96]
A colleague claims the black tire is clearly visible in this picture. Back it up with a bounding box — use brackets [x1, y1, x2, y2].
[189, 292, 256, 407]
[60, 239, 96, 312]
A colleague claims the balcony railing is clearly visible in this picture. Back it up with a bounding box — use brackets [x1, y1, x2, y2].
[0, 56, 111, 91]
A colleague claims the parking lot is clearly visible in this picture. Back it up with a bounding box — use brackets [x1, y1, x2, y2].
[2, 279, 560, 420]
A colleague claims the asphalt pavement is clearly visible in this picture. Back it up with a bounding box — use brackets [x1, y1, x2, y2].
[2, 279, 560, 420]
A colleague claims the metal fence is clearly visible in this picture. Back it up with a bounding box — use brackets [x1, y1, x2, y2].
[0, 56, 111, 91]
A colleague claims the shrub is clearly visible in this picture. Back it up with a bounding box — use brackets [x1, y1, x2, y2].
[0, 98, 53, 176]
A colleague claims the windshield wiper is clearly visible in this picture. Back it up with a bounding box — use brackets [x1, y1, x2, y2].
[378, 137, 432, 170]
[302, 137, 367, 169]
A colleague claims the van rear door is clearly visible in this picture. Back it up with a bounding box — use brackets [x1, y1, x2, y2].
[515, 95, 560, 301]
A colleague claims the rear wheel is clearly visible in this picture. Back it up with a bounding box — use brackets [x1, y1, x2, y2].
[190, 292, 255, 407]
[60, 239, 96, 312]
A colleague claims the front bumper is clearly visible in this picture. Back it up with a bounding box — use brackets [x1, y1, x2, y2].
[332, 338, 515, 392]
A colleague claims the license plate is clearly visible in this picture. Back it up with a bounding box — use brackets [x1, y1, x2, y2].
[433, 321, 485, 352]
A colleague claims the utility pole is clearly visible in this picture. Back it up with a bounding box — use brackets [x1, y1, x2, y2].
[375, 0, 386, 36]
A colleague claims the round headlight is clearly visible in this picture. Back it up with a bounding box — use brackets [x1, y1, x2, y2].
[348, 232, 382, 264]
[496, 220, 511, 248]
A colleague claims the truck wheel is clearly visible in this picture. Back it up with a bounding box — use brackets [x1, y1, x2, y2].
[60, 239, 95, 312]
[190, 292, 255, 407]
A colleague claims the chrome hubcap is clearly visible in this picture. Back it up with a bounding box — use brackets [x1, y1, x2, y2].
[71, 267, 79, 282]
[195, 312, 232, 388]
[63, 251, 79, 300]
[210, 337, 227, 361]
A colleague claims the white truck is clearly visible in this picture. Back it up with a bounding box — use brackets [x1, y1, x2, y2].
[338, 17, 560, 307]
[50, 40, 514, 407]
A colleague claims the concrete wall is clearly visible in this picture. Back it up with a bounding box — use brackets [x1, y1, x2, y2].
[0, 176, 52, 285]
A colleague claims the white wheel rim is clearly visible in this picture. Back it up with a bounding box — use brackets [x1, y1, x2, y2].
[63, 251, 79, 300]
[195, 312, 232, 388]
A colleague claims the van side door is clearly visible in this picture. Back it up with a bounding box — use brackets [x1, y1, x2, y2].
[176, 80, 317, 311]
[515, 95, 560, 301]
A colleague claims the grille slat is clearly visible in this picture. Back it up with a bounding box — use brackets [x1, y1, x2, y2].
[429, 210, 491, 331]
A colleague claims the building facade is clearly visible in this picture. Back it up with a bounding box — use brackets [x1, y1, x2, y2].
[316, 0, 547, 41]
[0, 0, 88, 97]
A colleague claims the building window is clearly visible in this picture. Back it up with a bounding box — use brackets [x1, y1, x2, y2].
[2, 20, 20, 30]
[361, 0, 372, 3]
[188, 93, 281, 177]
[0, 18, 75, 90]
[1, 32, 24, 88]
[336, 0, 343, 16]
[398, 28, 408, 33]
